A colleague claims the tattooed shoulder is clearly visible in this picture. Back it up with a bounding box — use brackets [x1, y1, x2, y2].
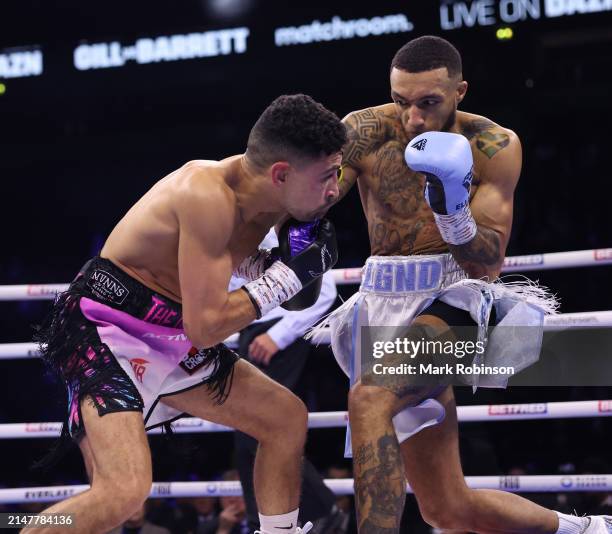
[463, 117, 496, 140]
[343, 107, 397, 168]
[463, 117, 511, 160]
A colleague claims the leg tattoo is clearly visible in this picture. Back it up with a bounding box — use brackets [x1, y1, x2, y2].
[354, 431, 406, 533]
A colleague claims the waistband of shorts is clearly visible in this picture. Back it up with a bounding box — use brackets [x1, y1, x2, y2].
[69, 256, 183, 324]
[359, 253, 468, 295]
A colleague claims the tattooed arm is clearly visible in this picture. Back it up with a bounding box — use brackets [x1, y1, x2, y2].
[449, 128, 522, 279]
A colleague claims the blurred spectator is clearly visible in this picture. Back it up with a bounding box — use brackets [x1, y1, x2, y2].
[144, 495, 214, 534]
[106, 500, 171, 534]
[187, 497, 219, 530]
[197, 470, 249, 534]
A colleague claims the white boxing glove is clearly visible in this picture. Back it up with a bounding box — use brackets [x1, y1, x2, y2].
[405, 131, 477, 245]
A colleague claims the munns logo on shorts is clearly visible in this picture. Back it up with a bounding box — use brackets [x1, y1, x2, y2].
[129, 358, 149, 383]
[87, 269, 130, 305]
[179, 346, 208, 375]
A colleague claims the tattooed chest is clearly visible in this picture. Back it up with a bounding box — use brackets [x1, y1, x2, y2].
[370, 141, 426, 217]
[367, 212, 444, 256]
[366, 181, 479, 256]
[362, 142, 435, 255]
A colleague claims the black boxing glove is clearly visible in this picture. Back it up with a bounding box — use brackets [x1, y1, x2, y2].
[242, 219, 338, 318]
[277, 219, 331, 311]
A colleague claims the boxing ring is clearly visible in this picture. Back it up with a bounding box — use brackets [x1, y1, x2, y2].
[0, 247, 611, 502]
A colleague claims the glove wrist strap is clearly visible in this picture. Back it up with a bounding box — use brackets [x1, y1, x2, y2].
[232, 248, 273, 281]
[433, 204, 478, 245]
[243, 260, 303, 318]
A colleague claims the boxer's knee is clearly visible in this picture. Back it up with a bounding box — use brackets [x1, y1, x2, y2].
[417, 488, 473, 530]
[91, 470, 151, 524]
[348, 383, 396, 422]
[257, 387, 307, 449]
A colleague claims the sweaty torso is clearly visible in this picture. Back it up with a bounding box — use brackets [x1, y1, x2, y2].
[347, 104, 511, 256]
[100, 159, 276, 302]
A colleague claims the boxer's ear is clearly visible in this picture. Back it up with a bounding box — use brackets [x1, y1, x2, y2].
[456, 80, 468, 105]
[270, 161, 290, 185]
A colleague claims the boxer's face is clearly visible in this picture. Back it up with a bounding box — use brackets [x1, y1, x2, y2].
[390, 67, 468, 141]
[276, 151, 342, 221]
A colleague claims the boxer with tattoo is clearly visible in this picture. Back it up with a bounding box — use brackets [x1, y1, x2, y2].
[316, 36, 609, 534]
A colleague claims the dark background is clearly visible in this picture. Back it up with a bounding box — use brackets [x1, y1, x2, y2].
[0, 0, 610, 525]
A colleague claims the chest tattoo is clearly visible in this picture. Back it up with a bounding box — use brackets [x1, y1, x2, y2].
[373, 141, 423, 217]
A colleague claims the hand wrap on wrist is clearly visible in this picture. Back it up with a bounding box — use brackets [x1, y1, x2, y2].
[232, 249, 274, 281]
[242, 260, 302, 318]
[432, 203, 478, 245]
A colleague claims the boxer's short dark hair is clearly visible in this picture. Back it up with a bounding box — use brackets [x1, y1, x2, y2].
[391, 35, 462, 78]
[247, 94, 347, 168]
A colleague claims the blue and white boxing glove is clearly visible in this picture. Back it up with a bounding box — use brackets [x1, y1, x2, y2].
[405, 131, 477, 245]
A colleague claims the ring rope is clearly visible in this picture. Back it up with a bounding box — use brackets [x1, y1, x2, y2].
[1, 248, 611, 301]
[1, 400, 609, 440]
[1, 475, 611, 504]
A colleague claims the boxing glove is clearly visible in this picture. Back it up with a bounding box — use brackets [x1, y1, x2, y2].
[242, 218, 338, 318]
[405, 131, 477, 245]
